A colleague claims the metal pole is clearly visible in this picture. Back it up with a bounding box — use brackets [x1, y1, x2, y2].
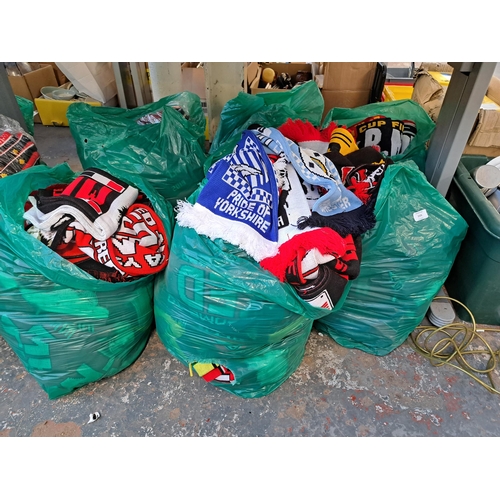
[425, 62, 497, 196]
[0, 64, 28, 131]
[112, 62, 128, 109]
[136, 62, 152, 104]
[130, 62, 145, 108]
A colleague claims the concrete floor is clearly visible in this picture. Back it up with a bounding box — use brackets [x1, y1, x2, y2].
[1, 124, 500, 437]
[32, 123, 83, 172]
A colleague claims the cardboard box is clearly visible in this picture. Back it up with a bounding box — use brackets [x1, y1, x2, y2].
[322, 89, 372, 112]
[250, 63, 312, 94]
[8, 72, 32, 101]
[35, 62, 69, 86]
[8, 64, 58, 102]
[246, 62, 260, 90]
[412, 66, 500, 152]
[469, 74, 500, 149]
[322, 62, 377, 92]
[320, 62, 377, 117]
[462, 145, 500, 157]
[8, 64, 59, 124]
[34, 97, 101, 127]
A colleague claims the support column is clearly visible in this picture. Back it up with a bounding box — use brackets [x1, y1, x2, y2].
[148, 62, 183, 102]
[425, 62, 497, 196]
[204, 62, 245, 142]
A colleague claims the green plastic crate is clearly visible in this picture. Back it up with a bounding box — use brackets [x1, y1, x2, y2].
[445, 155, 500, 325]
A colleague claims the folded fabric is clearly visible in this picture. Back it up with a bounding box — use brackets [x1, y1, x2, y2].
[326, 145, 388, 175]
[176, 130, 280, 262]
[287, 234, 362, 310]
[260, 227, 347, 282]
[291, 263, 349, 310]
[57, 203, 168, 279]
[191, 362, 235, 383]
[330, 234, 362, 280]
[278, 118, 337, 154]
[250, 126, 375, 238]
[24, 168, 139, 241]
[401, 119, 417, 152]
[342, 161, 388, 205]
[108, 203, 169, 276]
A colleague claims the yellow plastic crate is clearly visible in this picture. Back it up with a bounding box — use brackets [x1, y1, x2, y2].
[34, 98, 101, 126]
[383, 85, 414, 102]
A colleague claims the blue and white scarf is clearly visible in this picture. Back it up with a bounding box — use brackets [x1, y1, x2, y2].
[176, 130, 280, 261]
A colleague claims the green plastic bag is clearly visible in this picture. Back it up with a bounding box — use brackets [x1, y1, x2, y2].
[314, 160, 468, 356]
[322, 99, 435, 171]
[15, 95, 35, 136]
[208, 81, 324, 164]
[153, 182, 337, 398]
[67, 92, 207, 206]
[0, 163, 175, 399]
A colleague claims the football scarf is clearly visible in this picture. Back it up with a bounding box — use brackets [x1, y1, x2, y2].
[347, 115, 417, 157]
[191, 362, 235, 383]
[325, 147, 392, 206]
[291, 263, 348, 309]
[250, 126, 375, 238]
[288, 234, 362, 310]
[328, 127, 359, 156]
[260, 227, 347, 282]
[342, 161, 388, 205]
[271, 155, 313, 245]
[260, 228, 360, 311]
[108, 203, 168, 276]
[278, 118, 337, 154]
[0, 131, 40, 176]
[57, 203, 169, 279]
[25, 182, 168, 282]
[24, 168, 139, 241]
[176, 130, 280, 262]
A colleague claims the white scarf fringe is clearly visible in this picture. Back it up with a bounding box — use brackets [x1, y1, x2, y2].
[176, 201, 279, 262]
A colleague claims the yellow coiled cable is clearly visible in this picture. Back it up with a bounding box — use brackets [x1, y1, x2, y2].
[409, 296, 500, 395]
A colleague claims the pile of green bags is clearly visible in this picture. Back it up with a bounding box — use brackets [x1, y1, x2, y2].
[0, 82, 468, 400]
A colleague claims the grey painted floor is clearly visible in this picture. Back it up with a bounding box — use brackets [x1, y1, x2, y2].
[1, 123, 500, 438]
[32, 123, 83, 172]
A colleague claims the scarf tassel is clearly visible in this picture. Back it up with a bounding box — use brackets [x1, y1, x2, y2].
[297, 203, 377, 238]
